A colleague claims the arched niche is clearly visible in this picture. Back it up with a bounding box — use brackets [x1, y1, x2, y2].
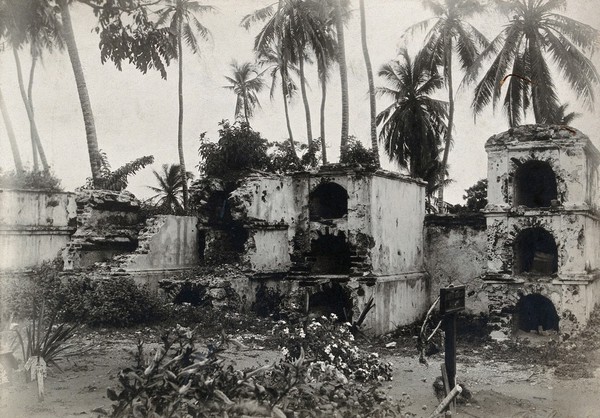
[515, 293, 560, 332]
[514, 160, 558, 208]
[513, 227, 558, 274]
[309, 182, 349, 221]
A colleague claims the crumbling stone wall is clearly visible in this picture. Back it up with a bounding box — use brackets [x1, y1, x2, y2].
[0, 189, 77, 270]
[62, 190, 141, 270]
[424, 214, 488, 314]
[119, 215, 200, 271]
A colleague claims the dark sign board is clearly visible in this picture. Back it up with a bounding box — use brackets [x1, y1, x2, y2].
[440, 285, 466, 315]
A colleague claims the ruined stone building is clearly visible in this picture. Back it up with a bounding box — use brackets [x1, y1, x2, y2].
[1, 125, 599, 337]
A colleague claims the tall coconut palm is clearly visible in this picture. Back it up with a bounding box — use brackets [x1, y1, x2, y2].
[57, 0, 103, 185]
[333, 0, 349, 155]
[244, 0, 335, 152]
[406, 0, 487, 211]
[316, 48, 335, 164]
[376, 48, 448, 179]
[3, 0, 61, 173]
[257, 40, 299, 158]
[359, 0, 379, 166]
[147, 164, 190, 214]
[223, 61, 266, 124]
[156, 0, 213, 210]
[466, 0, 599, 127]
[0, 86, 24, 172]
[0, 2, 23, 172]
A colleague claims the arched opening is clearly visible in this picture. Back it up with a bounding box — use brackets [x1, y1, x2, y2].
[514, 160, 558, 208]
[310, 231, 351, 275]
[515, 293, 559, 332]
[513, 227, 558, 274]
[308, 283, 353, 322]
[309, 182, 348, 220]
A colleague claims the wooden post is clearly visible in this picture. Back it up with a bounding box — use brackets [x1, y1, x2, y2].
[444, 313, 457, 412]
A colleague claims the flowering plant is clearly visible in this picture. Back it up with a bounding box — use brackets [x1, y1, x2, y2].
[273, 314, 393, 382]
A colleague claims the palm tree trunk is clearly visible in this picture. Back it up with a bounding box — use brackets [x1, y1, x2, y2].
[28, 53, 39, 171]
[438, 46, 454, 213]
[13, 48, 49, 172]
[298, 57, 313, 150]
[359, 0, 379, 167]
[320, 72, 328, 164]
[59, 0, 102, 184]
[243, 92, 249, 124]
[0, 86, 24, 173]
[334, 0, 349, 156]
[280, 68, 297, 158]
[177, 23, 189, 209]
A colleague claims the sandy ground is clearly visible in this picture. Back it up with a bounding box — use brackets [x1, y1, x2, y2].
[1, 328, 599, 418]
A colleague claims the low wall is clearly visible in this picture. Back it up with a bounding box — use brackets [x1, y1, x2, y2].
[122, 215, 200, 271]
[0, 189, 77, 270]
[424, 214, 488, 314]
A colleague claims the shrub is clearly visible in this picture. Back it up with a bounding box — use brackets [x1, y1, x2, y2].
[108, 325, 403, 418]
[60, 276, 165, 327]
[0, 169, 62, 191]
[339, 136, 379, 169]
[273, 314, 393, 383]
[198, 120, 270, 178]
[0, 261, 63, 321]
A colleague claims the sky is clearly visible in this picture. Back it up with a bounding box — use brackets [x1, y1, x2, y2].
[1, 0, 599, 204]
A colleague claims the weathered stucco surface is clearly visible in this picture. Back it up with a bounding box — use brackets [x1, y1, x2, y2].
[123, 215, 199, 271]
[483, 125, 600, 335]
[424, 214, 488, 314]
[0, 189, 76, 270]
[369, 174, 426, 275]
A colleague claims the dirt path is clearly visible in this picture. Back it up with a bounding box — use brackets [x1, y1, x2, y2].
[1, 329, 599, 418]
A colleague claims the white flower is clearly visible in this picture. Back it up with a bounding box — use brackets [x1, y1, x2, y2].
[330, 313, 338, 320]
[283, 327, 289, 335]
[281, 347, 289, 357]
[299, 329, 306, 338]
[324, 345, 332, 354]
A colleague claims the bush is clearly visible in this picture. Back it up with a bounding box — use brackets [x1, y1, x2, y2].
[0, 169, 62, 191]
[273, 314, 393, 383]
[108, 325, 403, 418]
[60, 276, 165, 327]
[198, 120, 271, 178]
[0, 261, 63, 321]
[340, 136, 379, 169]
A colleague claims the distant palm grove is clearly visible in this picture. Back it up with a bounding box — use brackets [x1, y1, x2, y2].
[0, 0, 598, 212]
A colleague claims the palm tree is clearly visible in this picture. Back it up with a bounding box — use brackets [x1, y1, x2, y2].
[552, 103, 580, 125]
[359, 0, 379, 166]
[223, 61, 266, 124]
[257, 40, 299, 158]
[333, 0, 349, 155]
[406, 0, 487, 211]
[0, 3, 23, 172]
[147, 164, 190, 214]
[316, 47, 334, 164]
[157, 0, 213, 210]
[376, 48, 448, 179]
[0, 86, 24, 173]
[244, 0, 335, 152]
[56, 0, 105, 185]
[3, 0, 61, 173]
[466, 0, 599, 127]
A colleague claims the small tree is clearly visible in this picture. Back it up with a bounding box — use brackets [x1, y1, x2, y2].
[464, 178, 487, 212]
[198, 120, 270, 178]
